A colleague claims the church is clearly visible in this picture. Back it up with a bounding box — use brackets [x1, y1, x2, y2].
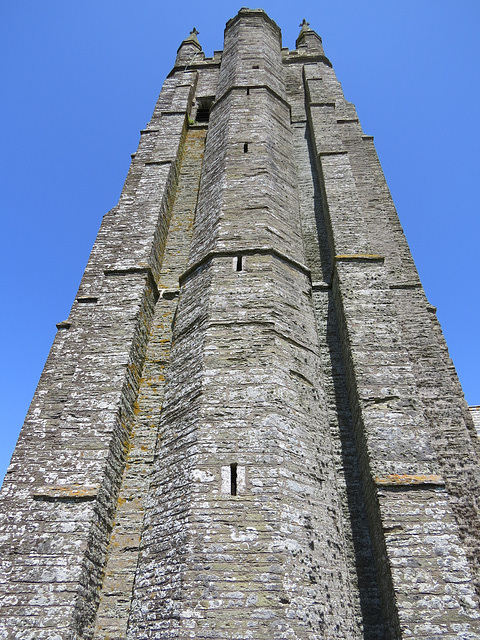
[1, 9, 480, 639]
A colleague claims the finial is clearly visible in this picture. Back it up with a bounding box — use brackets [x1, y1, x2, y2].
[179, 26, 202, 52]
[296, 18, 325, 53]
[175, 23, 202, 64]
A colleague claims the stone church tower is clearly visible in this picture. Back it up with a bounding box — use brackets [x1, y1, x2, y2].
[1, 9, 480, 640]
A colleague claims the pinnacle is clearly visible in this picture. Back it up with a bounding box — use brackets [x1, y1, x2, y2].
[182, 26, 202, 49]
[296, 17, 324, 50]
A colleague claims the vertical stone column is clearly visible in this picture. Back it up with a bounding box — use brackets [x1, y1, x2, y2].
[304, 48, 480, 638]
[284, 48, 388, 637]
[129, 9, 358, 640]
[0, 63, 198, 639]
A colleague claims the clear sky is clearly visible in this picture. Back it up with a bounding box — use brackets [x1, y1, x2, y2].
[0, 1, 479, 484]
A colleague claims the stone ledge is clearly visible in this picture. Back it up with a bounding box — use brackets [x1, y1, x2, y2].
[283, 53, 332, 68]
[335, 254, 384, 263]
[375, 474, 444, 488]
[213, 84, 291, 114]
[32, 485, 99, 501]
[76, 296, 98, 303]
[167, 60, 221, 77]
[56, 320, 71, 330]
[160, 288, 180, 300]
[389, 282, 422, 289]
[311, 281, 331, 291]
[318, 150, 348, 156]
[310, 101, 335, 108]
[180, 247, 310, 285]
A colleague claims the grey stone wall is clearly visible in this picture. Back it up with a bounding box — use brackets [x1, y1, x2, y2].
[1, 8, 479, 640]
[300, 37, 480, 638]
[129, 10, 357, 638]
[0, 58, 199, 640]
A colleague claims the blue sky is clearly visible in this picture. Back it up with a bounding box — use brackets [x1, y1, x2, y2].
[1, 1, 479, 483]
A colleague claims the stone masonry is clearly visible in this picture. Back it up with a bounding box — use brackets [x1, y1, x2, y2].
[1, 9, 480, 640]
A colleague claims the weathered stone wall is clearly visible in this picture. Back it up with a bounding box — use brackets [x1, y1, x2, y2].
[285, 57, 386, 637]
[92, 126, 207, 639]
[0, 60, 200, 640]
[129, 10, 357, 639]
[1, 8, 479, 640]
[297, 38, 480, 638]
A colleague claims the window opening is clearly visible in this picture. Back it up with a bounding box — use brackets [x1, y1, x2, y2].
[252, 65, 259, 69]
[246, 87, 250, 95]
[243, 143, 248, 153]
[195, 97, 214, 123]
[235, 255, 243, 271]
[196, 105, 210, 122]
[230, 463, 238, 496]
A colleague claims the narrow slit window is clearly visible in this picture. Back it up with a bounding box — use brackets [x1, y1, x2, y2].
[243, 143, 248, 153]
[252, 65, 259, 69]
[235, 255, 243, 271]
[246, 87, 250, 95]
[230, 463, 238, 496]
